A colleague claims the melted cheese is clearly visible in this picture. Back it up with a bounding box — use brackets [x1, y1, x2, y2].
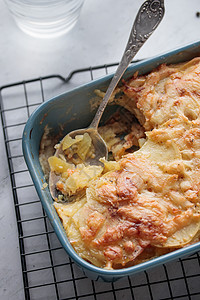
[53, 58, 200, 269]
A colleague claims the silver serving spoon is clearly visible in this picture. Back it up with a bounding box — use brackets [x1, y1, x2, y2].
[50, 0, 165, 200]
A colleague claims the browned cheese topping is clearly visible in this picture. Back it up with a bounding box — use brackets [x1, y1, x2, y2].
[52, 57, 200, 269]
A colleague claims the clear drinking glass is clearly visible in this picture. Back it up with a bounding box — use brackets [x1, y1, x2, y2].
[4, 0, 85, 38]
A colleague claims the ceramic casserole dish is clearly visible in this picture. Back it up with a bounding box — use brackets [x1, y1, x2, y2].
[22, 41, 200, 282]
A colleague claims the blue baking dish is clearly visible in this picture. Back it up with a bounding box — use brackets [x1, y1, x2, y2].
[22, 41, 200, 282]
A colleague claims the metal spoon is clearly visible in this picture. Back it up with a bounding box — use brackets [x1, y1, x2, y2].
[50, 0, 165, 200]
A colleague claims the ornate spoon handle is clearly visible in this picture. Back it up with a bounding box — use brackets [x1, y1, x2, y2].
[90, 0, 165, 129]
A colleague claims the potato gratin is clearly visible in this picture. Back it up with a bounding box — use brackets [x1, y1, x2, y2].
[40, 57, 200, 269]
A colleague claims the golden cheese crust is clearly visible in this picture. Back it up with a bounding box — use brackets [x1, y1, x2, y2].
[53, 57, 200, 269]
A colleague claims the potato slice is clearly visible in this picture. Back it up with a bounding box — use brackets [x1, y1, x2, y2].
[62, 134, 83, 150]
[76, 133, 92, 160]
[54, 197, 86, 218]
[100, 157, 120, 173]
[64, 165, 103, 194]
[48, 156, 74, 174]
[135, 137, 181, 163]
[160, 222, 200, 248]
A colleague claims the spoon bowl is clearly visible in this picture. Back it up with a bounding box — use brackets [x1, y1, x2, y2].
[65, 127, 108, 165]
[49, 127, 107, 200]
[53, 127, 108, 165]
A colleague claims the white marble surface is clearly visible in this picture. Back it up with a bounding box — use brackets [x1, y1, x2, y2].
[0, 0, 199, 299]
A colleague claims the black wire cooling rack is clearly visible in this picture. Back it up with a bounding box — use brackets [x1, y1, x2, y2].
[0, 63, 200, 300]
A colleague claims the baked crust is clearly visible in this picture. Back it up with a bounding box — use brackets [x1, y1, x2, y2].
[51, 57, 200, 269]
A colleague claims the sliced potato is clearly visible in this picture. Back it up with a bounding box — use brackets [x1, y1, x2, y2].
[100, 157, 120, 173]
[48, 156, 74, 174]
[160, 222, 200, 248]
[63, 164, 103, 194]
[135, 137, 181, 163]
[76, 133, 92, 160]
[62, 134, 83, 150]
[54, 197, 86, 218]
